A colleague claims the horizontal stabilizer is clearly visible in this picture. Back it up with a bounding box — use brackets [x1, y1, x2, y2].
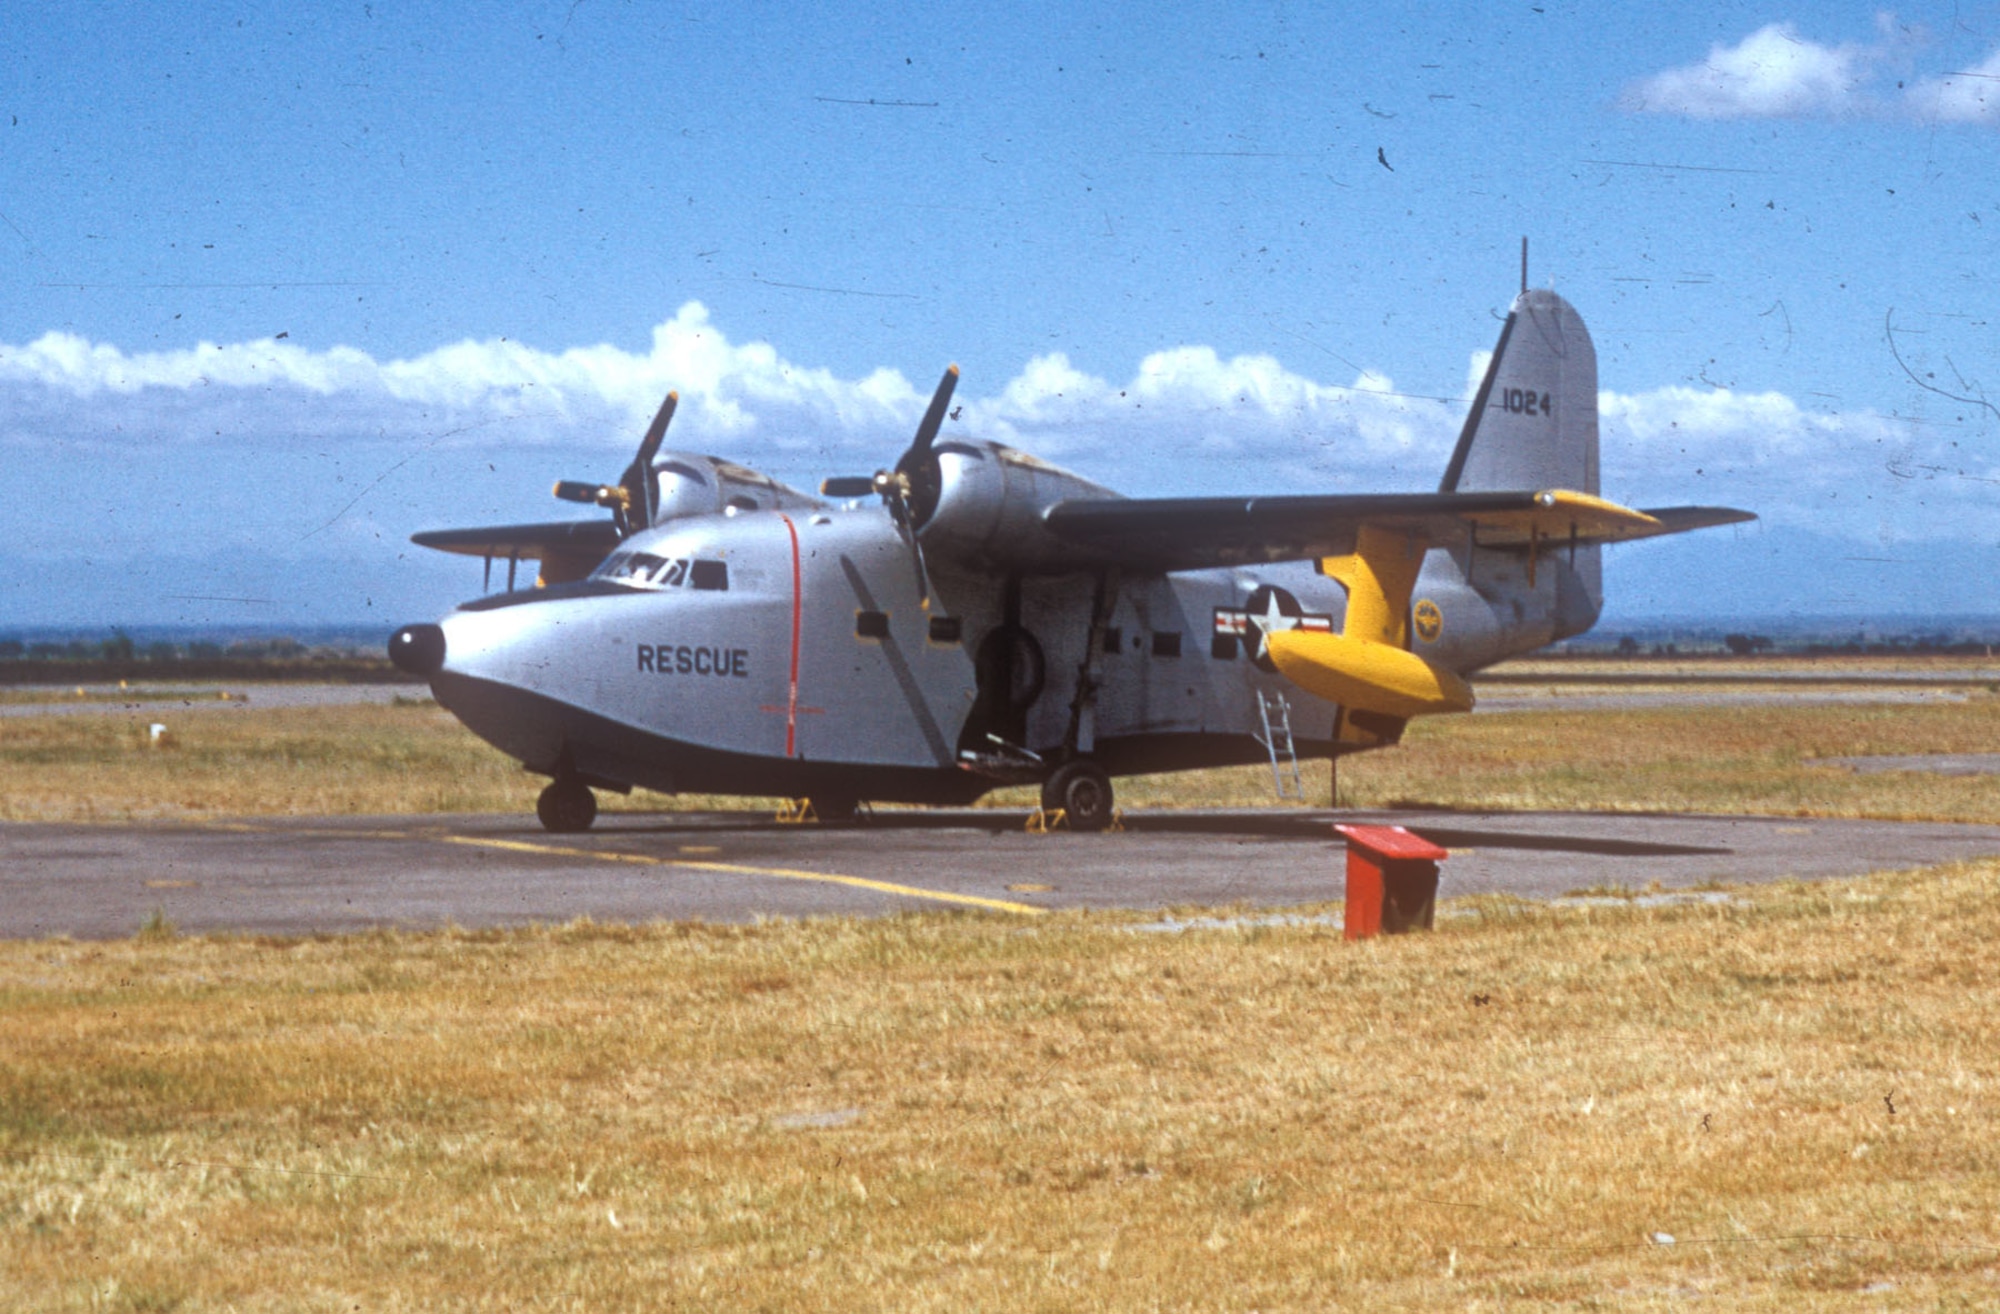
[1041, 489, 1754, 573]
[411, 520, 622, 562]
[1630, 505, 1760, 538]
[1449, 493, 1758, 549]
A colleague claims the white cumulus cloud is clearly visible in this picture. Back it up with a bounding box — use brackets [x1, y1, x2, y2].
[1906, 47, 2000, 124]
[3, 303, 1991, 558]
[1619, 23, 1875, 119]
[1600, 383, 2000, 539]
[0, 308, 1483, 497]
[962, 346, 1452, 488]
[1618, 20, 2000, 126]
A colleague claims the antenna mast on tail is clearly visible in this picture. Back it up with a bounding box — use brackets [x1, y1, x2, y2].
[1520, 237, 1528, 295]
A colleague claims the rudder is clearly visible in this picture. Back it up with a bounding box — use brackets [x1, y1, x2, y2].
[1437, 288, 1602, 638]
[1438, 289, 1598, 497]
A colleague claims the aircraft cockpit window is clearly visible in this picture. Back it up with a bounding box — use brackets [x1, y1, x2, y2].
[594, 552, 694, 588]
[690, 560, 728, 591]
[611, 553, 670, 584]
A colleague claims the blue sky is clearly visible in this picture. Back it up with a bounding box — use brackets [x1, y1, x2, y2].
[3, 2, 1997, 629]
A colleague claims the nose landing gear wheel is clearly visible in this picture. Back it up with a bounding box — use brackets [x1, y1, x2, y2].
[537, 778, 598, 833]
[1040, 760, 1114, 833]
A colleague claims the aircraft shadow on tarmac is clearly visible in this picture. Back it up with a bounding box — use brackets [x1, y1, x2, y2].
[1389, 826, 1732, 859]
[1127, 812, 1733, 858]
[562, 809, 1734, 859]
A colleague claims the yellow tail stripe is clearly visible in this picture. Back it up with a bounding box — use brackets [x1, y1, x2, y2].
[437, 835, 1049, 916]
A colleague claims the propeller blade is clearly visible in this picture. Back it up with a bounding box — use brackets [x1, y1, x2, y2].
[905, 364, 959, 462]
[635, 391, 679, 469]
[873, 474, 934, 608]
[905, 514, 934, 608]
[892, 364, 960, 532]
[620, 390, 679, 532]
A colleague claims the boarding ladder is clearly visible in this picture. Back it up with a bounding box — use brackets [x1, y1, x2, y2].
[1253, 688, 1305, 801]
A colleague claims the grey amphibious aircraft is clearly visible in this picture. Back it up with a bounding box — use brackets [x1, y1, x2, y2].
[391, 287, 1753, 832]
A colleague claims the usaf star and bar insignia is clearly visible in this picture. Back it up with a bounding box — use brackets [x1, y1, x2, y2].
[1213, 585, 1332, 673]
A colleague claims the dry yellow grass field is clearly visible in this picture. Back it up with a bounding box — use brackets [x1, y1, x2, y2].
[6, 667, 1998, 1307]
[3, 865, 1997, 1309]
[3, 679, 1997, 823]
[0, 701, 781, 823]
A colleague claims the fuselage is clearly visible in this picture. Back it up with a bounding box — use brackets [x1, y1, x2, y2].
[420, 496, 1596, 804]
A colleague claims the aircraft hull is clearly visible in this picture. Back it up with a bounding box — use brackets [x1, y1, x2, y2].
[432, 669, 1346, 805]
[432, 669, 993, 805]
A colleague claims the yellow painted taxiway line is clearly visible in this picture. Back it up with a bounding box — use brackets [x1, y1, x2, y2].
[437, 834, 1048, 916]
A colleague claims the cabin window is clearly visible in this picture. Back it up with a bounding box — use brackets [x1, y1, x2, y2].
[928, 616, 963, 644]
[690, 560, 729, 591]
[1152, 631, 1182, 658]
[1211, 634, 1238, 660]
[856, 610, 890, 639]
[1101, 627, 1122, 654]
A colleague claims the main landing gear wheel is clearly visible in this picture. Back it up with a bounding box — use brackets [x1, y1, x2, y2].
[1041, 760, 1114, 833]
[537, 778, 597, 833]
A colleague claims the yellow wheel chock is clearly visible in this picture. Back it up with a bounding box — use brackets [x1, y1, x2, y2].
[1025, 807, 1067, 834]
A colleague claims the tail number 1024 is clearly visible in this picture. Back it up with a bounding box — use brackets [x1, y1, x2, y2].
[1501, 388, 1553, 417]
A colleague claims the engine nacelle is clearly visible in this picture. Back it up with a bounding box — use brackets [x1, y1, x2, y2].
[652, 452, 819, 522]
[918, 440, 1118, 572]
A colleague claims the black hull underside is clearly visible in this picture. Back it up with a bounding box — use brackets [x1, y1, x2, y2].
[432, 671, 1342, 806]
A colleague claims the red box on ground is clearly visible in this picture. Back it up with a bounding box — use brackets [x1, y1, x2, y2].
[1334, 824, 1449, 939]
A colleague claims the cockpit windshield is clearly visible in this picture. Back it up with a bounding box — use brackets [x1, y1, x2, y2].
[590, 551, 722, 591]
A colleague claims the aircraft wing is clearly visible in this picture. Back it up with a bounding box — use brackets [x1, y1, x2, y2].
[1040, 490, 1755, 573]
[411, 520, 622, 562]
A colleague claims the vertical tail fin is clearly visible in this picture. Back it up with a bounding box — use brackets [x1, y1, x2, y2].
[1439, 289, 1603, 638]
[1438, 289, 1599, 497]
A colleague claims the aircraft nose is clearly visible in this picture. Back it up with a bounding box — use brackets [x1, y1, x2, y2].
[388, 623, 447, 677]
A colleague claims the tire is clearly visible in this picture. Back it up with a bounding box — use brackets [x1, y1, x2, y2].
[1040, 760, 1114, 833]
[537, 779, 598, 833]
